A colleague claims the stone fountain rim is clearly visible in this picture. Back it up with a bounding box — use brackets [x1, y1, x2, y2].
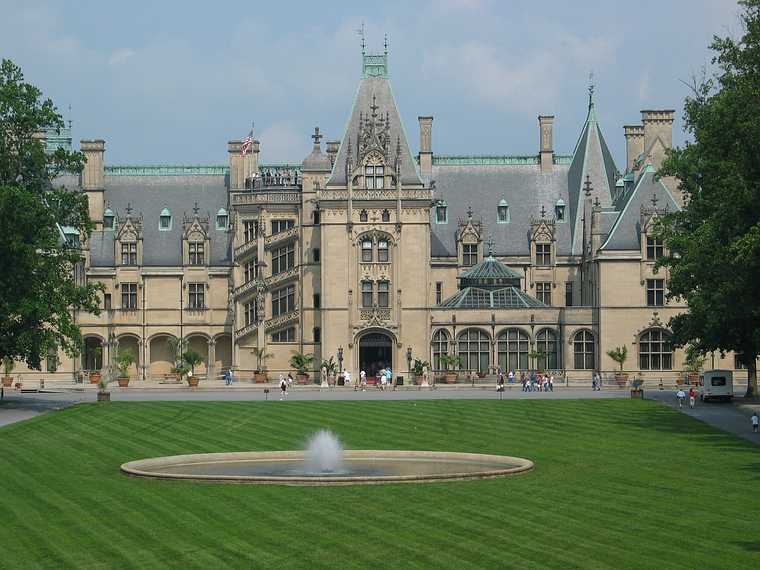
[120, 450, 534, 486]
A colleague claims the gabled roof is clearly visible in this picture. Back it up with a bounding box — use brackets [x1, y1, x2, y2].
[567, 97, 619, 255]
[600, 166, 680, 251]
[438, 286, 545, 309]
[326, 72, 422, 187]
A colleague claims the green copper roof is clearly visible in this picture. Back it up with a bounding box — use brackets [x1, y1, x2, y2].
[460, 256, 523, 282]
[438, 286, 545, 309]
[104, 164, 301, 176]
[430, 155, 573, 166]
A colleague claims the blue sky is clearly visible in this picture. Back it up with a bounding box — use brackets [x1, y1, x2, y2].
[0, 0, 742, 167]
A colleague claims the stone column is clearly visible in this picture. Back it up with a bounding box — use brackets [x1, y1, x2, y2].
[142, 339, 150, 382]
[207, 339, 216, 381]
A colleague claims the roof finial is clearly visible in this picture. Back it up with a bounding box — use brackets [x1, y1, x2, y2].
[583, 174, 593, 197]
[467, 205, 473, 219]
[311, 126, 322, 148]
[540, 205, 546, 218]
[125, 202, 133, 216]
[384, 33, 388, 56]
[193, 202, 200, 215]
[587, 70, 596, 122]
[486, 235, 494, 258]
[357, 22, 365, 56]
[651, 193, 659, 207]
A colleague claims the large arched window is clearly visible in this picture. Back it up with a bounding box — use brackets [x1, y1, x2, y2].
[458, 329, 490, 372]
[431, 330, 449, 371]
[536, 329, 558, 370]
[639, 329, 673, 370]
[498, 329, 529, 372]
[573, 330, 595, 370]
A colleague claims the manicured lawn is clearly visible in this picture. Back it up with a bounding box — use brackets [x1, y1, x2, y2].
[1, 399, 759, 568]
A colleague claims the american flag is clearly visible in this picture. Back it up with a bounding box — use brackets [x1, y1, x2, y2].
[241, 129, 253, 155]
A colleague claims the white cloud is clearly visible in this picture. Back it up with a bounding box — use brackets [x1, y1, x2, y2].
[108, 48, 135, 67]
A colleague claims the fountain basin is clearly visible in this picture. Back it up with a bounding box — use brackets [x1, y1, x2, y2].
[121, 450, 534, 485]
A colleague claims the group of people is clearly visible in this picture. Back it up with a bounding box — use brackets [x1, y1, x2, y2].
[492, 368, 556, 392]
[352, 367, 394, 391]
[675, 386, 700, 409]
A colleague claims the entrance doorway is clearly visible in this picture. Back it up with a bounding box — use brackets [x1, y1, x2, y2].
[359, 332, 393, 379]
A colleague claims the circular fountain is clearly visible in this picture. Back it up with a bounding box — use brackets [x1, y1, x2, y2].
[121, 430, 533, 485]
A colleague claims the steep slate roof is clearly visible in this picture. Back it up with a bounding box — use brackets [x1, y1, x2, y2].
[600, 166, 680, 251]
[101, 174, 231, 266]
[326, 74, 422, 187]
[430, 162, 572, 256]
[567, 100, 619, 255]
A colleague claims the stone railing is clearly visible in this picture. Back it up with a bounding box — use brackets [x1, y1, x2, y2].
[235, 321, 259, 340]
[232, 191, 301, 206]
[234, 238, 257, 259]
[264, 309, 299, 332]
[266, 266, 299, 288]
[233, 278, 258, 299]
[264, 226, 299, 248]
[318, 189, 433, 201]
[359, 307, 391, 321]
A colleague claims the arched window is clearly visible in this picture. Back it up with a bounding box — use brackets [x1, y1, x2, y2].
[432, 330, 449, 371]
[555, 199, 566, 222]
[216, 208, 228, 230]
[159, 207, 172, 231]
[536, 329, 558, 370]
[103, 207, 116, 230]
[458, 329, 490, 373]
[498, 329, 529, 371]
[497, 199, 509, 223]
[639, 329, 673, 370]
[573, 330, 595, 370]
[382, 209, 390, 222]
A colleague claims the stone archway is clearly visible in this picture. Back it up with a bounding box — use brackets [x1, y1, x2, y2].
[214, 335, 232, 376]
[83, 337, 104, 372]
[149, 335, 175, 380]
[358, 331, 394, 380]
[186, 335, 208, 377]
[116, 335, 140, 379]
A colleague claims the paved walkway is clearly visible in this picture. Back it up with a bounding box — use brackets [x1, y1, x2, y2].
[646, 389, 760, 445]
[0, 385, 625, 427]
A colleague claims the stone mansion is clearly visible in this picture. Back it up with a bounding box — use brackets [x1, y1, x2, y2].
[19, 50, 748, 384]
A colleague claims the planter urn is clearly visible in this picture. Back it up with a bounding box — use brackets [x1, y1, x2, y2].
[97, 391, 110, 402]
[117, 376, 130, 388]
[614, 372, 629, 387]
[2, 376, 12, 388]
[445, 372, 458, 384]
[89, 371, 102, 385]
[254, 372, 268, 384]
[187, 377, 200, 388]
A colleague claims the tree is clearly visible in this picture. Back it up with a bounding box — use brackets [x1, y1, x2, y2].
[655, 1, 760, 395]
[606, 346, 628, 372]
[252, 347, 273, 372]
[0, 59, 102, 369]
[289, 352, 314, 375]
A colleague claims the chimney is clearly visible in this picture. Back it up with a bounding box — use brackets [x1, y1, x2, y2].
[326, 140, 339, 167]
[228, 139, 260, 190]
[80, 140, 105, 226]
[538, 115, 554, 173]
[641, 109, 675, 170]
[623, 125, 645, 173]
[418, 116, 433, 179]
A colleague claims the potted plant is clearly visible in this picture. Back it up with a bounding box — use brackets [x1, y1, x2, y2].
[630, 376, 644, 399]
[2, 357, 14, 387]
[290, 351, 314, 384]
[607, 346, 629, 386]
[115, 348, 135, 388]
[321, 356, 339, 384]
[412, 358, 429, 385]
[439, 354, 462, 384]
[88, 346, 103, 384]
[528, 349, 546, 373]
[252, 347, 273, 383]
[167, 337, 189, 381]
[97, 370, 111, 402]
[683, 345, 706, 385]
[180, 349, 204, 388]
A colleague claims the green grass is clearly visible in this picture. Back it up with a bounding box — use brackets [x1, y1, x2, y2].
[1, 399, 759, 569]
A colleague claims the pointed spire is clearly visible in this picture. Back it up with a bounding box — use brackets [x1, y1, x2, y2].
[587, 71, 597, 123]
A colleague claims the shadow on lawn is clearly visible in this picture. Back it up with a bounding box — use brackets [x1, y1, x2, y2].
[732, 540, 760, 552]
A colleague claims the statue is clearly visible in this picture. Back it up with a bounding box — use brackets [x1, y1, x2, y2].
[421, 365, 429, 387]
[320, 366, 328, 389]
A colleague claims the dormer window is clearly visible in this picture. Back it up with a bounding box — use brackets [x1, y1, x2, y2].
[103, 208, 115, 230]
[555, 199, 566, 222]
[216, 208, 228, 230]
[497, 199, 509, 223]
[159, 208, 172, 231]
[435, 203, 448, 224]
[364, 165, 385, 189]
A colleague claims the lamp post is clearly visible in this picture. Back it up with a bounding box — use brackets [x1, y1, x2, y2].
[338, 346, 344, 375]
[406, 347, 413, 382]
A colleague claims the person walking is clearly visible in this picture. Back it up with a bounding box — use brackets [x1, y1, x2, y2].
[752, 411, 759, 433]
[280, 375, 288, 400]
[688, 386, 698, 409]
[676, 388, 686, 408]
[360, 369, 367, 391]
[508, 369, 515, 385]
[591, 372, 598, 391]
[549, 374, 554, 392]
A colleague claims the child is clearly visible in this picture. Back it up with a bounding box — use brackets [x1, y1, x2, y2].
[676, 388, 686, 408]
[752, 412, 759, 433]
[280, 376, 288, 400]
